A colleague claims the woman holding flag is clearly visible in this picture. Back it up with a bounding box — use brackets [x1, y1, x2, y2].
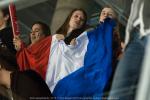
[46, 6, 122, 99]
[13, 21, 51, 80]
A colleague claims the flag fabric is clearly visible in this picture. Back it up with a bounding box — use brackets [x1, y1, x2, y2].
[46, 18, 116, 98]
[46, 31, 89, 92]
[9, 3, 20, 36]
[16, 36, 52, 79]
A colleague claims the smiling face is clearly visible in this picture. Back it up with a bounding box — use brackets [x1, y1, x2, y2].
[30, 24, 45, 44]
[68, 10, 86, 32]
[99, 7, 116, 22]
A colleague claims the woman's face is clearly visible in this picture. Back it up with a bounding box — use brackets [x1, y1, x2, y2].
[69, 10, 85, 31]
[99, 7, 116, 22]
[30, 24, 44, 44]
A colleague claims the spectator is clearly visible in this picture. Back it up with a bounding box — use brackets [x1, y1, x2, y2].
[13, 21, 51, 79]
[0, 6, 16, 54]
[46, 8, 88, 92]
[98, 6, 122, 97]
[108, 0, 150, 99]
[0, 46, 53, 100]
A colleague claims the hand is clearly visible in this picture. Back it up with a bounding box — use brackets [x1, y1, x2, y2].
[121, 42, 125, 50]
[13, 35, 22, 51]
[70, 38, 76, 46]
[55, 34, 65, 40]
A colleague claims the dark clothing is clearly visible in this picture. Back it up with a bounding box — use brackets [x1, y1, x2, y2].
[0, 86, 11, 100]
[11, 70, 53, 100]
[0, 27, 16, 54]
[0, 70, 53, 100]
[0, 46, 18, 71]
[64, 25, 91, 45]
[64, 29, 85, 44]
[0, 95, 9, 100]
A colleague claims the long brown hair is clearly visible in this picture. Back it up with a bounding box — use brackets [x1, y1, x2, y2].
[56, 8, 87, 44]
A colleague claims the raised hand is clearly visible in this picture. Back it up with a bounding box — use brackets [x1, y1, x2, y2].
[13, 35, 22, 51]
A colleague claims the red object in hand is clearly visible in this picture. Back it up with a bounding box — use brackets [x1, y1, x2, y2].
[9, 3, 20, 36]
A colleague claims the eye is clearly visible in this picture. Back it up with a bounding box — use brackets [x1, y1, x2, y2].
[35, 30, 40, 32]
[74, 15, 78, 18]
[80, 17, 85, 22]
[101, 12, 106, 15]
[31, 29, 40, 33]
[108, 13, 113, 18]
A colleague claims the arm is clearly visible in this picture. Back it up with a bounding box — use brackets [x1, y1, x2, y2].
[55, 34, 65, 41]
[70, 38, 76, 46]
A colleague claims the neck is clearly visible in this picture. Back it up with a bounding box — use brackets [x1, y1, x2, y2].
[67, 28, 73, 35]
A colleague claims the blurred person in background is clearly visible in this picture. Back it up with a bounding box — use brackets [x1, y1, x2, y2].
[108, 0, 150, 99]
[0, 46, 53, 100]
[0, 6, 16, 54]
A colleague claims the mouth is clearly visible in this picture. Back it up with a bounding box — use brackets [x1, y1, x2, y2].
[75, 21, 80, 25]
[31, 35, 36, 39]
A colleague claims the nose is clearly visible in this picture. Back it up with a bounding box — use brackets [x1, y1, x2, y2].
[30, 31, 35, 36]
[76, 16, 83, 21]
[76, 17, 80, 21]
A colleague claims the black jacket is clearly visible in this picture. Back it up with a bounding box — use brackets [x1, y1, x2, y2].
[0, 27, 16, 54]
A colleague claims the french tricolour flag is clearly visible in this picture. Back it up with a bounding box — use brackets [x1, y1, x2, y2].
[46, 18, 116, 98]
